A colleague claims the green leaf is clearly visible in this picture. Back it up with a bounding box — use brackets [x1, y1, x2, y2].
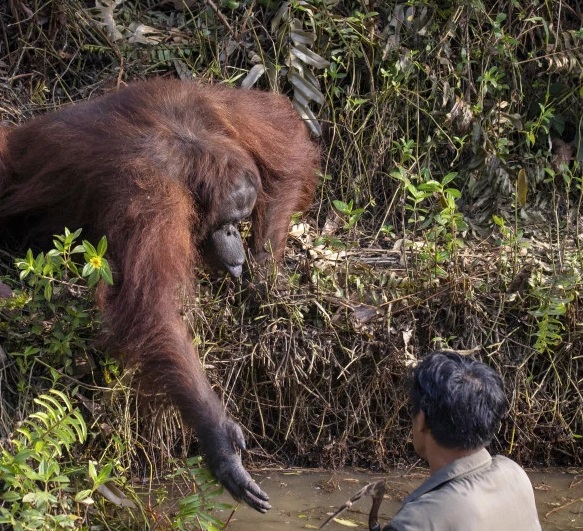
[22, 490, 58, 506]
[87, 270, 100, 287]
[75, 489, 93, 503]
[34, 253, 44, 270]
[492, 214, 505, 227]
[82, 240, 97, 256]
[88, 461, 98, 483]
[456, 219, 469, 231]
[332, 199, 352, 214]
[418, 180, 442, 192]
[96, 462, 113, 485]
[96, 236, 108, 256]
[444, 188, 462, 198]
[82, 263, 95, 277]
[442, 172, 458, 185]
[43, 281, 53, 301]
[1, 491, 22, 502]
[100, 261, 114, 285]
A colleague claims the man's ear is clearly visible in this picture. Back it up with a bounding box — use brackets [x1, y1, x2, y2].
[418, 410, 429, 433]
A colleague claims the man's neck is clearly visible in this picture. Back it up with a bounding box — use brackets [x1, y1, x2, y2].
[426, 439, 483, 475]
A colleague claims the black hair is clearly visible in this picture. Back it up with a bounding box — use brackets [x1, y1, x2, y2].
[409, 351, 508, 450]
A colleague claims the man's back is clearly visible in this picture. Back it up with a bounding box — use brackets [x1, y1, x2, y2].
[385, 450, 541, 531]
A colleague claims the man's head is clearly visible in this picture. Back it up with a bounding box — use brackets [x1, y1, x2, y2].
[409, 351, 508, 452]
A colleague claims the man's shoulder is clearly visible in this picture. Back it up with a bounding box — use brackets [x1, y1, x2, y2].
[490, 455, 534, 484]
[383, 494, 443, 531]
[491, 454, 528, 470]
[387, 455, 541, 531]
[385, 490, 464, 531]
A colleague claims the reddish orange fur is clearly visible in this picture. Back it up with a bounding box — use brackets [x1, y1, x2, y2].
[0, 79, 320, 509]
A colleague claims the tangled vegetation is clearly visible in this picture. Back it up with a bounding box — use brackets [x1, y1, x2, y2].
[0, 0, 582, 528]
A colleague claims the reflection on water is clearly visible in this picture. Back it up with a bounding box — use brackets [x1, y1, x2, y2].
[215, 468, 583, 530]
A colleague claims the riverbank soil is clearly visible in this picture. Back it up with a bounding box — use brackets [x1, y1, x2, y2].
[216, 468, 583, 530]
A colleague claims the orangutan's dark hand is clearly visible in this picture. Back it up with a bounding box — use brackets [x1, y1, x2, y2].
[199, 418, 271, 513]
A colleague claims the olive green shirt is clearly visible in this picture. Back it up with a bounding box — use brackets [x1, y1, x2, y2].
[384, 449, 541, 531]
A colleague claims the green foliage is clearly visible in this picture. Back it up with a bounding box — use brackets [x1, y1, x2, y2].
[393, 168, 468, 276]
[492, 214, 529, 256]
[8, 229, 108, 374]
[171, 457, 231, 531]
[524, 101, 555, 147]
[332, 199, 365, 230]
[493, 213, 579, 356]
[0, 390, 88, 530]
[528, 266, 579, 355]
[16, 228, 112, 301]
[1, 231, 226, 529]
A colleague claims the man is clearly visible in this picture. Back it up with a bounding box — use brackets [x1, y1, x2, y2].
[384, 351, 541, 530]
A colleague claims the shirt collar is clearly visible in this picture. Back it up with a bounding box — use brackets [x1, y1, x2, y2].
[403, 448, 492, 504]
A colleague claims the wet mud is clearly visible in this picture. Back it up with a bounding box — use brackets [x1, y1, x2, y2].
[216, 468, 583, 530]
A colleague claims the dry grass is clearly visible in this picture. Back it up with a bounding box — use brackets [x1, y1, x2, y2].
[188, 235, 582, 469]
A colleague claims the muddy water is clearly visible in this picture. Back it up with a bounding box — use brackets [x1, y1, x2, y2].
[215, 468, 583, 530]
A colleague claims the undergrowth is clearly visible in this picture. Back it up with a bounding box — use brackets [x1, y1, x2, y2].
[0, 0, 582, 527]
[0, 232, 227, 529]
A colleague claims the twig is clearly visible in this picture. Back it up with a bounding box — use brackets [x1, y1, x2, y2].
[545, 497, 583, 518]
[204, 0, 242, 45]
